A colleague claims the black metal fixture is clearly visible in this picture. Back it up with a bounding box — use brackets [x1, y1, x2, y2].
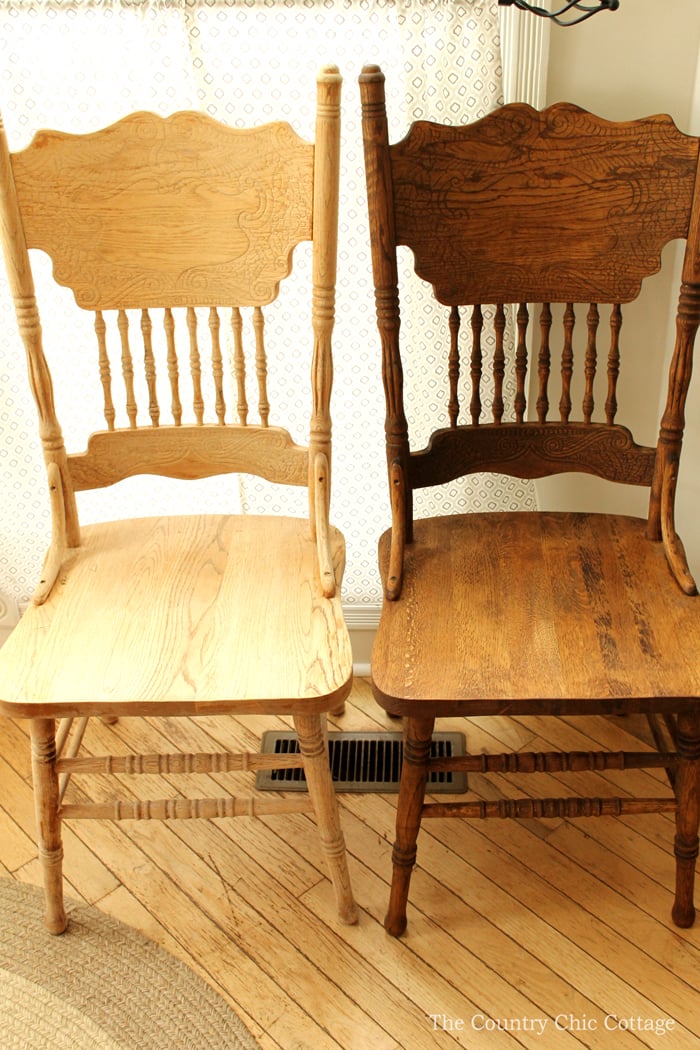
[498, 0, 620, 27]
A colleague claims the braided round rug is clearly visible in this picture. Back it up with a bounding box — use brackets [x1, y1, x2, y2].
[0, 879, 259, 1050]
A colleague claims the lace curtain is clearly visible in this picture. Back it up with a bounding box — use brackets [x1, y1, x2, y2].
[0, 0, 534, 612]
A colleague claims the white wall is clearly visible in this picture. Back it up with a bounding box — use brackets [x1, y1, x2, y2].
[535, 0, 700, 574]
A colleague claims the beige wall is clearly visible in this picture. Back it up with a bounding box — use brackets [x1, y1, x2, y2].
[546, 0, 700, 124]
[535, 1, 700, 572]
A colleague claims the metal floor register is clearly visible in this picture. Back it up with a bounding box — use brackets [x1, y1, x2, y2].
[256, 731, 467, 793]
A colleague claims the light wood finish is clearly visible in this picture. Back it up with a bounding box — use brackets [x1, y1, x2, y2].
[2, 681, 700, 1048]
[361, 64, 700, 937]
[0, 516, 350, 714]
[11, 112, 314, 310]
[0, 66, 357, 932]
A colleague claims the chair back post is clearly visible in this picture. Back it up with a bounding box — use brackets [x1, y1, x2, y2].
[649, 150, 700, 594]
[360, 64, 412, 600]
[308, 65, 341, 597]
[0, 112, 80, 556]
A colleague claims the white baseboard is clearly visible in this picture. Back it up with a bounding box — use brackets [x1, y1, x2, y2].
[343, 602, 381, 678]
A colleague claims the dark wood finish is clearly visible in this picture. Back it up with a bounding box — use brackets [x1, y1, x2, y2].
[361, 63, 700, 936]
[389, 103, 699, 307]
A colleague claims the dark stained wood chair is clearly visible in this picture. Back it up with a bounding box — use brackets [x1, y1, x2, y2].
[360, 63, 700, 937]
[0, 66, 358, 933]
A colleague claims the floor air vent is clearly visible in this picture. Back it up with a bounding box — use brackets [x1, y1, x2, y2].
[256, 731, 467, 793]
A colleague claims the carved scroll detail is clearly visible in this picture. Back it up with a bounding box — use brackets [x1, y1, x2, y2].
[390, 103, 700, 304]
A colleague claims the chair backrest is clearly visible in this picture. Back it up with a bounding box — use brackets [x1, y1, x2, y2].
[0, 66, 341, 597]
[360, 64, 700, 599]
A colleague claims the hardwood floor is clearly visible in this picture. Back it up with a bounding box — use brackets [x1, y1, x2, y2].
[1, 678, 699, 1049]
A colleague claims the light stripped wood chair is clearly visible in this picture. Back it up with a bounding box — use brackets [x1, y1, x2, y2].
[361, 63, 700, 936]
[0, 65, 358, 932]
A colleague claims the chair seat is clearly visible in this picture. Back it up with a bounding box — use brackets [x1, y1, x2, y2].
[373, 511, 700, 716]
[0, 514, 352, 717]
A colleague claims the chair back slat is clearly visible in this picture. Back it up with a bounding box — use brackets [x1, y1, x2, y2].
[493, 303, 506, 425]
[95, 310, 116, 432]
[560, 303, 575, 424]
[514, 303, 529, 424]
[583, 303, 599, 424]
[448, 305, 460, 427]
[186, 306, 204, 426]
[536, 303, 552, 424]
[117, 309, 138, 430]
[209, 307, 226, 426]
[164, 307, 182, 426]
[232, 307, 248, 426]
[469, 305, 483, 425]
[253, 306, 270, 427]
[141, 309, 160, 428]
[606, 304, 622, 425]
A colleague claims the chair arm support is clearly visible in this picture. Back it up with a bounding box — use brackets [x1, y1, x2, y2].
[386, 459, 406, 601]
[313, 450, 336, 598]
[33, 462, 68, 606]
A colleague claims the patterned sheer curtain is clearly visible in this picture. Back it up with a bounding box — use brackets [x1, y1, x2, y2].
[0, 0, 535, 621]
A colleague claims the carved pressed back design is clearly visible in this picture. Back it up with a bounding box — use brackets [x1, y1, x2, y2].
[12, 112, 313, 309]
[5, 110, 318, 489]
[391, 104, 699, 305]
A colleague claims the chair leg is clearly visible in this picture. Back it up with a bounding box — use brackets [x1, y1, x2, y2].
[293, 712, 358, 925]
[29, 718, 67, 934]
[672, 707, 700, 928]
[385, 715, 435, 938]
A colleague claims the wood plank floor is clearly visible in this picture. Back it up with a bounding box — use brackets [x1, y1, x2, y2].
[1, 678, 699, 1049]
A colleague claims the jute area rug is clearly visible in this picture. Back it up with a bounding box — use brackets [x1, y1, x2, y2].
[0, 879, 259, 1050]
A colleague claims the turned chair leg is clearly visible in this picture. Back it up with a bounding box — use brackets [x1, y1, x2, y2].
[294, 712, 358, 925]
[385, 716, 435, 938]
[672, 707, 700, 928]
[30, 717, 67, 934]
